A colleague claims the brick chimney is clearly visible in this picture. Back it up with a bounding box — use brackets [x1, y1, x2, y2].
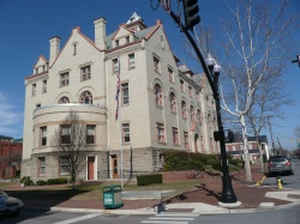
[49, 35, 61, 65]
[94, 17, 106, 50]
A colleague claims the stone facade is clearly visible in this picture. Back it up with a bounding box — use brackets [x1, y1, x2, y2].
[22, 13, 219, 182]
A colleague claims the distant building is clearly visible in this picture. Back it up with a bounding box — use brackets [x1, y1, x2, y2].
[226, 135, 269, 161]
[0, 138, 22, 179]
[22, 13, 219, 182]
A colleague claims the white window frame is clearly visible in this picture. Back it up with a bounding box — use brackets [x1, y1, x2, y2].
[121, 82, 129, 106]
[80, 65, 91, 82]
[128, 53, 135, 70]
[121, 123, 131, 144]
[60, 72, 69, 87]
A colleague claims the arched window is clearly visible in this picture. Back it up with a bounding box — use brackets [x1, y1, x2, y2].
[58, 96, 70, 104]
[181, 101, 187, 119]
[79, 91, 93, 104]
[169, 92, 176, 113]
[154, 84, 163, 106]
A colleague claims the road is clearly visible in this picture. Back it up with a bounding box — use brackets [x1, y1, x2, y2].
[1, 159, 299, 224]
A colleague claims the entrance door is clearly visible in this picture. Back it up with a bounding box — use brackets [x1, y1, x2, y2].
[111, 155, 119, 179]
[88, 156, 95, 180]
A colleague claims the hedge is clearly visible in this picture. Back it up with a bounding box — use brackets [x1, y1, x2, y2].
[47, 178, 68, 185]
[137, 174, 163, 186]
[161, 150, 242, 172]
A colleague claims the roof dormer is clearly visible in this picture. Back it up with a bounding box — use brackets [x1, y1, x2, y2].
[125, 12, 146, 32]
[33, 55, 48, 75]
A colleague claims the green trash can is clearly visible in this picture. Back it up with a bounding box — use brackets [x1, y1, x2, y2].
[103, 185, 123, 209]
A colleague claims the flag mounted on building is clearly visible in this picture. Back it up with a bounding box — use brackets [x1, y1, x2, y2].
[115, 58, 120, 120]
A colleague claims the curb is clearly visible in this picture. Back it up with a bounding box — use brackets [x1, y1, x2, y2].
[48, 201, 300, 216]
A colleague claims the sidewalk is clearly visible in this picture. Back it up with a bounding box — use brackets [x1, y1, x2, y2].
[4, 168, 300, 215]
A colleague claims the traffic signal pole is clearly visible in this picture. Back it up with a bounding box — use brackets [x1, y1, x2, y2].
[166, 3, 238, 204]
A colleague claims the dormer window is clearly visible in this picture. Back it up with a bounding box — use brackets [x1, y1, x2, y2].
[35, 68, 39, 74]
[115, 40, 119, 47]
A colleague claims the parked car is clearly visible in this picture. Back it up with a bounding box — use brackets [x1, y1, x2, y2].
[268, 156, 294, 176]
[0, 191, 24, 216]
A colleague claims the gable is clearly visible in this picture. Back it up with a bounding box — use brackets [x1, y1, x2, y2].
[112, 26, 132, 41]
[50, 27, 102, 69]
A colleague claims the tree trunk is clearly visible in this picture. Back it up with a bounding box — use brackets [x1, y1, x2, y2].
[256, 135, 265, 174]
[241, 116, 252, 182]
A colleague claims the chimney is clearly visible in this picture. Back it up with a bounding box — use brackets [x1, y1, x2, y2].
[49, 35, 61, 65]
[94, 17, 106, 50]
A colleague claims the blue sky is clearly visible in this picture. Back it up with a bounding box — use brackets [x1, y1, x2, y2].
[0, 0, 299, 149]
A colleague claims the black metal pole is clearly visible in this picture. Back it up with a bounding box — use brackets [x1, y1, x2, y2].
[169, 11, 237, 203]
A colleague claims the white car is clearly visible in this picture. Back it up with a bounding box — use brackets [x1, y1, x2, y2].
[0, 191, 24, 216]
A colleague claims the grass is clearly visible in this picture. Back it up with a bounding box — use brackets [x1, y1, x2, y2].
[1, 179, 203, 201]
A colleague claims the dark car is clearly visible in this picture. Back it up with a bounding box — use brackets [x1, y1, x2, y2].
[268, 156, 294, 176]
[0, 191, 24, 216]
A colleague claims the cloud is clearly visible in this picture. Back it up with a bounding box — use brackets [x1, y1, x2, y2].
[0, 92, 23, 137]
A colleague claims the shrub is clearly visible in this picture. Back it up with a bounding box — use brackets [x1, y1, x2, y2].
[47, 178, 68, 185]
[36, 180, 47, 185]
[20, 176, 34, 186]
[161, 150, 242, 172]
[137, 174, 162, 186]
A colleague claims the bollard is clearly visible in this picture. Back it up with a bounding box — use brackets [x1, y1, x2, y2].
[256, 175, 266, 186]
[276, 176, 283, 190]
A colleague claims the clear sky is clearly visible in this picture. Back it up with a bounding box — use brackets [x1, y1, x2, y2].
[0, 0, 299, 149]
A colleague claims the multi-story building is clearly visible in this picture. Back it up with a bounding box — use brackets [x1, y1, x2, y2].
[226, 135, 269, 162]
[0, 137, 22, 179]
[22, 13, 219, 181]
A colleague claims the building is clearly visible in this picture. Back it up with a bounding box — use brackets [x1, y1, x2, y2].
[22, 13, 219, 182]
[226, 135, 269, 161]
[0, 137, 22, 179]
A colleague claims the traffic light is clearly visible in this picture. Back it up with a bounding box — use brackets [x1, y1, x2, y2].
[183, 0, 200, 30]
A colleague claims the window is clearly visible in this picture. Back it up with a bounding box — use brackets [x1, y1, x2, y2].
[86, 125, 96, 144]
[190, 105, 195, 121]
[181, 101, 187, 119]
[153, 56, 161, 73]
[121, 123, 130, 144]
[180, 80, 185, 92]
[156, 123, 165, 144]
[168, 67, 174, 82]
[73, 43, 77, 56]
[60, 125, 71, 144]
[188, 86, 193, 96]
[184, 131, 189, 150]
[80, 65, 91, 81]
[196, 109, 201, 122]
[59, 156, 70, 175]
[112, 58, 120, 73]
[126, 36, 130, 44]
[169, 92, 176, 113]
[32, 83, 37, 96]
[154, 84, 163, 107]
[128, 53, 135, 70]
[42, 79, 47, 93]
[121, 83, 129, 105]
[58, 96, 70, 104]
[115, 40, 119, 47]
[38, 157, 46, 176]
[36, 104, 41, 109]
[60, 72, 69, 87]
[172, 127, 179, 145]
[40, 126, 47, 146]
[79, 91, 93, 104]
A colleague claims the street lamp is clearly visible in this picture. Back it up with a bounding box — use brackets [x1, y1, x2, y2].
[291, 55, 300, 68]
[206, 53, 238, 204]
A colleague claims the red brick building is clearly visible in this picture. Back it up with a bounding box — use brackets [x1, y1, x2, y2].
[225, 136, 269, 162]
[0, 138, 22, 179]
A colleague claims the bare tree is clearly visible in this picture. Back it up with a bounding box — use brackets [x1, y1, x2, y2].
[246, 68, 291, 172]
[53, 111, 89, 188]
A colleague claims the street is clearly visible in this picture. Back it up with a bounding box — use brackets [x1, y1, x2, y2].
[1, 159, 299, 224]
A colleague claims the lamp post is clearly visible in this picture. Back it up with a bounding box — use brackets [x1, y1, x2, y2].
[291, 55, 300, 68]
[206, 53, 238, 204]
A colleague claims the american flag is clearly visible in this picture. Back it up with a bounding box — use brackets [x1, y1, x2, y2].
[115, 60, 120, 120]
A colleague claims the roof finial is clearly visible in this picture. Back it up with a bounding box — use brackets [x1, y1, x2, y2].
[126, 12, 142, 24]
